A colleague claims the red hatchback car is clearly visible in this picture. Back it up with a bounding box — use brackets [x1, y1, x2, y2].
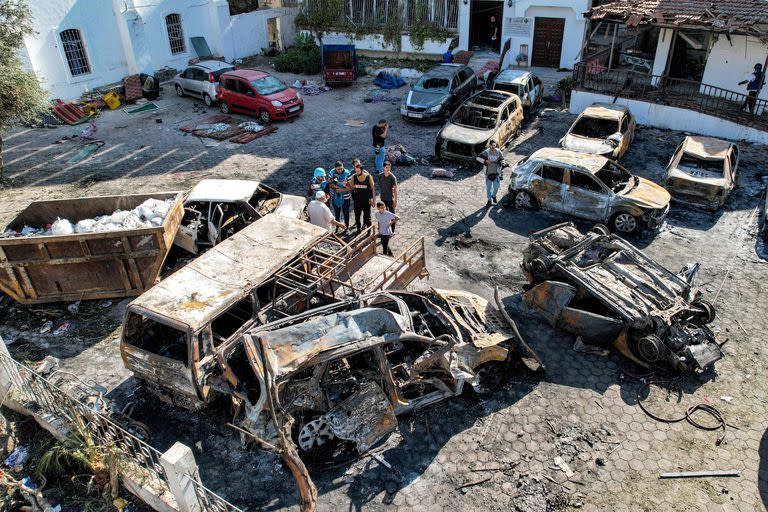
[217, 69, 304, 123]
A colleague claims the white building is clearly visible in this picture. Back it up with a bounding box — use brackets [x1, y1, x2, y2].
[20, 0, 299, 100]
[317, 0, 592, 69]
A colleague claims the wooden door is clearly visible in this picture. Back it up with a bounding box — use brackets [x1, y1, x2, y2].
[532, 17, 565, 68]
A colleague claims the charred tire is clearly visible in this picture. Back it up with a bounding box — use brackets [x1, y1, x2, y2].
[529, 255, 553, 274]
[291, 409, 340, 464]
[259, 109, 272, 124]
[692, 299, 716, 324]
[203, 93, 213, 107]
[175, 85, 184, 97]
[126, 420, 151, 442]
[513, 190, 539, 210]
[611, 211, 639, 235]
[219, 101, 230, 114]
[637, 334, 664, 363]
[590, 224, 610, 236]
[472, 361, 510, 395]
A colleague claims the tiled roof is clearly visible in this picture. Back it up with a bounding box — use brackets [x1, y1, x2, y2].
[588, 0, 768, 31]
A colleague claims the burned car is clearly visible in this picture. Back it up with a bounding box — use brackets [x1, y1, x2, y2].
[508, 148, 670, 235]
[664, 136, 739, 211]
[435, 89, 523, 163]
[491, 69, 543, 118]
[229, 289, 542, 462]
[560, 103, 636, 160]
[174, 179, 304, 255]
[521, 223, 723, 372]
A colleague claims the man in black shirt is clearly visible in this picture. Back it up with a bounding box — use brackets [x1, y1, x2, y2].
[372, 119, 388, 175]
[350, 163, 376, 231]
[378, 161, 398, 232]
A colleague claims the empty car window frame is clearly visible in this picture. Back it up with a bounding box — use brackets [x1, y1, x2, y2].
[569, 170, 606, 193]
[537, 165, 566, 183]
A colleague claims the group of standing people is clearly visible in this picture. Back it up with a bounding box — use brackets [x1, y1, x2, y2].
[307, 119, 400, 255]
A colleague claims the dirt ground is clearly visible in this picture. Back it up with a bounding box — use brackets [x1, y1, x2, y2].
[1, 62, 768, 511]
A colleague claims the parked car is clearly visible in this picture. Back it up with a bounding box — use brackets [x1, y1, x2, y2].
[400, 64, 476, 122]
[218, 69, 303, 123]
[435, 90, 524, 162]
[560, 103, 636, 160]
[491, 69, 543, 117]
[232, 289, 541, 462]
[508, 148, 670, 234]
[521, 223, 723, 372]
[174, 179, 305, 255]
[173, 60, 235, 107]
[664, 136, 739, 211]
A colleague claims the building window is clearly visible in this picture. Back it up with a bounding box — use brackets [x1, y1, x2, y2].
[165, 13, 185, 54]
[60, 29, 91, 76]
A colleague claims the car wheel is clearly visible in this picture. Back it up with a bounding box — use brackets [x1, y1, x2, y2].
[590, 224, 610, 236]
[203, 93, 213, 107]
[175, 85, 184, 97]
[611, 211, 639, 234]
[291, 409, 354, 465]
[219, 101, 230, 114]
[637, 334, 664, 363]
[259, 109, 272, 124]
[513, 190, 538, 210]
[692, 299, 716, 324]
[472, 361, 510, 395]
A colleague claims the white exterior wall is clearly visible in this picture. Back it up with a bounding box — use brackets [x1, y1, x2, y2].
[23, 0, 130, 99]
[702, 34, 768, 101]
[320, 32, 453, 55]
[501, 1, 590, 69]
[22, 0, 296, 100]
[571, 90, 768, 145]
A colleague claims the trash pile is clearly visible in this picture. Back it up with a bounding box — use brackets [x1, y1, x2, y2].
[386, 144, 427, 165]
[197, 122, 231, 135]
[364, 89, 402, 104]
[0, 198, 174, 238]
[239, 122, 266, 133]
[292, 79, 330, 96]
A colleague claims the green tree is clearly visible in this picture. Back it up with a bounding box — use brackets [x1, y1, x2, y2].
[0, 0, 48, 183]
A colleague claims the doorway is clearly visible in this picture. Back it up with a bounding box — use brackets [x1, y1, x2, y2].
[667, 30, 712, 83]
[267, 17, 281, 51]
[531, 17, 565, 68]
[470, 0, 504, 53]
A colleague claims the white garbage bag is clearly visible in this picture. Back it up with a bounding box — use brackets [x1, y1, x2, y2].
[75, 219, 96, 233]
[51, 218, 74, 236]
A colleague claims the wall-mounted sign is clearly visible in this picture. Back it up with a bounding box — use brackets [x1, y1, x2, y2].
[506, 17, 531, 37]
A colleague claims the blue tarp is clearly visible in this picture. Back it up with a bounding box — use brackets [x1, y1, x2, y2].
[373, 72, 406, 90]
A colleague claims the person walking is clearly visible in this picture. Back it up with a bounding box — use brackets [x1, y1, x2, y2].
[739, 63, 764, 114]
[372, 119, 388, 175]
[378, 160, 398, 232]
[490, 15, 500, 53]
[328, 160, 352, 233]
[351, 163, 375, 231]
[476, 140, 504, 207]
[307, 167, 329, 199]
[308, 191, 345, 232]
[375, 201, 399, 256]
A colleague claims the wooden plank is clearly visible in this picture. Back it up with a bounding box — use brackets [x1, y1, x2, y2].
[0, 249, 160, 267]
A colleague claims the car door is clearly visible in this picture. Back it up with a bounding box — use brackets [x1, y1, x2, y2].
[459, 69, 473, 99]
[565, 170, 611, 221]
[617, 115, 631, 158]
[179, 67, 195, 93]
[531, 75, 542, 107]
[727, 145, 739, 188]
[207, 203, 225, 246]
[237, 80, 260, 115]
[496, 105, 511, 145]
[188, 68, 207, 97]
[529, 164, 567, 211]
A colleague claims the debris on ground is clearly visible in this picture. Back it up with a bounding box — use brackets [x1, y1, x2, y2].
[386, 144, 426, 165]
[659, 470, 740, 479]
[239, 121, 266, 133]
[363, 89, 402, 104]
[572, 337, 610, 357]
[4, 446, 29, 468]
[430, 168, 455, 179]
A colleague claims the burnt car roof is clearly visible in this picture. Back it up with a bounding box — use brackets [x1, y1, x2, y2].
[581, 103, 629, 120]
[529, 148, 608, 174]
[466, 90, 517, 110]
[681, 136, 733, 160]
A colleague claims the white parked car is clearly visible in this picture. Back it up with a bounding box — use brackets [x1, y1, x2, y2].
[173, 60, 235, 106]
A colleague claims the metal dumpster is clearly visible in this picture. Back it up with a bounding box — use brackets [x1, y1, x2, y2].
[0, 192, 184, 304]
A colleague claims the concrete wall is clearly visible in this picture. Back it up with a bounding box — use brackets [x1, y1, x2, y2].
[22, 0, 296, 100]
[23, 0, 130, 99]
[320, 32, 453, 56]
[571, 90, 768, 145]
[496, 0, 589, 69]
[702, 34, 768, 101]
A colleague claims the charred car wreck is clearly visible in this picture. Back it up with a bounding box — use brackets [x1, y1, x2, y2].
[225, 289, 542, 463]
[521, 223, 723, 372]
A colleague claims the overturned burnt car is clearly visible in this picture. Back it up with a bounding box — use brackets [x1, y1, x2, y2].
[521, 223, 723, 372]
[224, 289, 542, 463]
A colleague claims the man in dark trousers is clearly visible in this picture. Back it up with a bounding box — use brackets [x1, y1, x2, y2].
[372, 119, 388, 175]
[378, 160, 398, 232]
[351, 163, 375, 231]
[739, 63, 764, 114]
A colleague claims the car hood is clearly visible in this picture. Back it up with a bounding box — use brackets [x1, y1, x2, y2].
[406, 90, 446, 108]
[265, 88, 299, 102]
[562, 134, 614, 155]
[619, 177, 671, 208]
[440, 123, 495, 145]
[668, 166, 729, 187]
[273, 194, 306, 219]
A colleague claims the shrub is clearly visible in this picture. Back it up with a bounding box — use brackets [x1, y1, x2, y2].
[274, 36, 321, 75]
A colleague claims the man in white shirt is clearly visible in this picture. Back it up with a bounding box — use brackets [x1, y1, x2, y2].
[308, 191, 346, 232]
